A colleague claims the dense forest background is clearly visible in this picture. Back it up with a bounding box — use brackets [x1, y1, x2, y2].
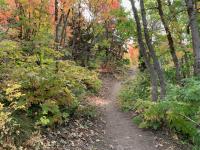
[1, 0, 200, 149]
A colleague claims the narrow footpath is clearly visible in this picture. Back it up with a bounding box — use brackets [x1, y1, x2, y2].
[41, 69, 189, 150]
[97, 69, 188, 150]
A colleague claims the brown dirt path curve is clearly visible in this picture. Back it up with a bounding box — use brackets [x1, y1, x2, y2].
[38, 69, 189, 150]
[105, 82, 156, 150]
[101, 71, 156, 150]
[98, 69, 189, 150]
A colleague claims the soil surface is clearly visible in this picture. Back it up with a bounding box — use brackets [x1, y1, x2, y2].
[102, 74, 157, 150]
[41, 69, 190, 150]
[94, 69, 190, 150]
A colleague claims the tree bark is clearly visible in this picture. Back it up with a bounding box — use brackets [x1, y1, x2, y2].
[55, 14, 64, 49]
[14, 0, 24, 39]
[55, 0, 58, 22]
[140, 0, 166, 99]
[157, 0, 181, 83]
[185, 0, 200, 75]
[60, 9, 71, 47]
[130, 0, 158, 101]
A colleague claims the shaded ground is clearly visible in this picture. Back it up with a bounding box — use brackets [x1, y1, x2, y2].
[41, 117, 108, 150]
[41, 69, 190, 150]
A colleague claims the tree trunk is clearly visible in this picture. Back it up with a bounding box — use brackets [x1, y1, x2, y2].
[60, 9, 71, 47]
[157, 0, 181, 83]
[130, 0, 158, 101]
[185, 0, 200, 75]
[55, 14, 64, 49]
[55, 0, 58, 22]
[140, 0, 166, 99]
[14, 1, 24, 39]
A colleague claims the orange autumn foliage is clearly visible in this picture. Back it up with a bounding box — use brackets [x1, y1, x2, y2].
[1, 0, 120, 25]
[128, 44, 139, 65]
[0, 0, 16, 25]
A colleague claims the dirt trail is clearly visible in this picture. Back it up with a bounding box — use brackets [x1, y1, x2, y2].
[40, 69, 188, 150]
[100, 71, 155, 150]
[98, 69, 187, 150]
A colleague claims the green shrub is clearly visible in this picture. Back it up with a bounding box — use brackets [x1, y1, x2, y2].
[0, 40, 102, 147]
[0, 102, 33, 148]
[119, 75, 200, 147]
[133, 100, 200, 145]
[119, 72, 150, 111]
[180, 78, 200, 103]
[1, 60, 101, 126]
[165, 77, 200, 103]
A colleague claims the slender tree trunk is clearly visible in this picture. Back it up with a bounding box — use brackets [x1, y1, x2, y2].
[14, 1, 24, 39]
[54, 0, 59, 49]
[167, 0, 188, 78]
[60, 9, 71, 47]
[157, 0, 181, 82]
[130, 0, 158, 101]
[55, 14, 64, 49]
[185, 0, 200, 75]
[184, 51, 191, 77]
[55, 0, 58, 22]
[19, 4, 23, 39]
[140, 0, 166, 99]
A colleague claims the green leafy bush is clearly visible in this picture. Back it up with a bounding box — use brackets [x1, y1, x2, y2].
[1, 60, 101, 125]
[0, 102, 33, 149]
[179, 78, 200, 103]
[119, 75, 200, 147]
[119, 72, 150, 111]
[133, 100, 200, 146]
[0, 40, 102, 147]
